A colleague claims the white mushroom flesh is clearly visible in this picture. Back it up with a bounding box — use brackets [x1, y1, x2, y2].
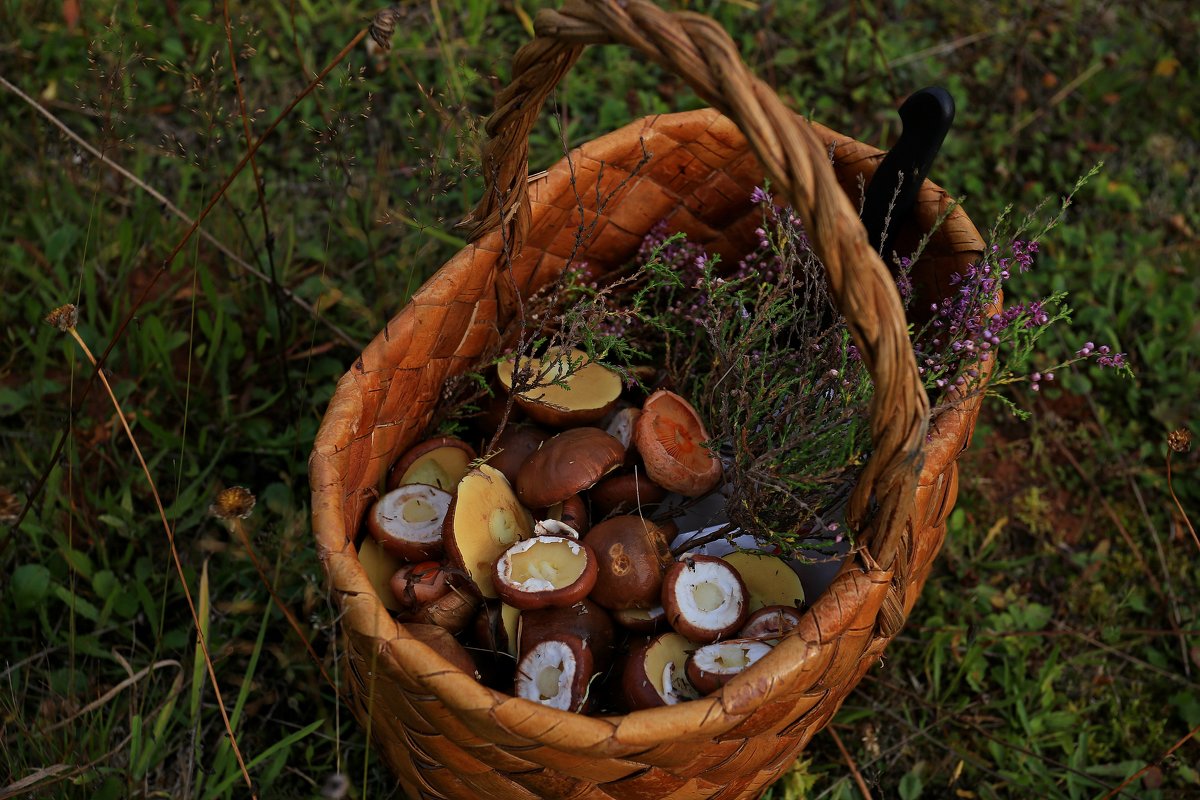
[516, 640, 577, 710]
[671, 560, 745, 633]
[693, 641, 772, 675]
[374, 485, 451, 543]
[534, 519, 580, 539]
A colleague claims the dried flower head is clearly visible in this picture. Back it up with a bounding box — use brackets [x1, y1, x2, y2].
[369, 6, 402, 52]
[0, 486, 22, 525]
[1168, 428, 1192, 454]
[45, 304, 79, 332]
[210, 486, 257, 520]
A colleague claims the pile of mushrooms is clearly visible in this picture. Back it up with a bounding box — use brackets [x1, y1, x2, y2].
[356, 349, 808, 713]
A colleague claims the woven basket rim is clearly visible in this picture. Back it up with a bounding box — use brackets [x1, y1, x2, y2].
[310, 107, 985, 752]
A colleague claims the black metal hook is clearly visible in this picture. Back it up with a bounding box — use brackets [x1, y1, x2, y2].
[860, 86, 956, 264]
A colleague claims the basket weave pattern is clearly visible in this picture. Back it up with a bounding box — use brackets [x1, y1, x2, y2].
[310, 2, 985, 797]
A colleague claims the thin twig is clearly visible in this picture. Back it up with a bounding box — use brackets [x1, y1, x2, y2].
[828, 726, 874, 800]
[42, 659, 181, 733]
[1100, 720, 1200, 799]
[1166, 448, 1198, 552]
[63, 323, 257, 798]
[0, 73, 361, 350]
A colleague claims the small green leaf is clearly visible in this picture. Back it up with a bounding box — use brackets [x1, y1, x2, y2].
[898, 769, 924, 800]
[12, 564, 51, 612]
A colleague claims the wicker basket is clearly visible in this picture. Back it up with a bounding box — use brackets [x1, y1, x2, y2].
[310, 1, 986, 797]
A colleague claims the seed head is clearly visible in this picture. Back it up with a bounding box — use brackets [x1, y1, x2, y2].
[1168, 428, 1192, 454]
[210, 486, 257, 520]
[45, 304, 79, 332]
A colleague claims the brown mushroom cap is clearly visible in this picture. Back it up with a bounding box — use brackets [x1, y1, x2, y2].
[387, 437, 477, 493]
[516, 427, 625, 509]
[486, 424, 551, 486]
[443, 465, 534, 599]
[389, 560, 451, 609]
[366, 484, 452, 561]
[661, 555, 749, 643]
[589, 471, 668, 518]
[583, 516, 673, 611]
[496, 348, 622, 428]
[634, 390, 723, 497]
[493, 536, 598, 610]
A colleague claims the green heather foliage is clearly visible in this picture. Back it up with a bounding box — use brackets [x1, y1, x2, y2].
[1, 1, 1197, 798]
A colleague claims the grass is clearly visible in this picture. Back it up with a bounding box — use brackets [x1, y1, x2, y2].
[1, 0, 1197, 797]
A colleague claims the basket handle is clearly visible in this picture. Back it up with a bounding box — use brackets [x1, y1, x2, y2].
[465, 0, 929, 572]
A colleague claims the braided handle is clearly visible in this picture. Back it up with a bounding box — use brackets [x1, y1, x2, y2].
[466, 0, 929, 570]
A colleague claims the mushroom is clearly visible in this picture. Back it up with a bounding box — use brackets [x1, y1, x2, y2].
[588, 470, 668, 517]
[720, 552, 805, 613]
[496, 348, 622, 428]
[604, 406, 642, 459]
[583, 516, 673, 611]
[486, 424, 550, 486]
[518, 599, 614, 669]
[355, 536, 405, 612]
[493, 536, 599, 610]
[443, 465, 534, 598]
[515, 427, 624, 509]
[685, 640, 773, 695]
[661, 555, 749, 643]
[613, 605, 667, 634]
[388, 560, 451, 609]
[514, 634, 595, 712]
[739, 605, 804, 641]
[634, 390, 722, 497]
[540, 493, 590, 535]
[366, 484, 452, 561]
[387, 437, 477, 493]
[621, 632, 699, 710]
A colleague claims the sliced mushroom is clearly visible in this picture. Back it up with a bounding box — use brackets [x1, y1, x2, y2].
[514, 634, 595, 712]
[443, 465, 534, 598]
[720, 552, 805, 613]
[387, 437, 477, 493]
[661, 555, 749, 643]
[367, 484, 452, 561]
[635, 390, 722, 497]
[622, 632, 700, 710]
[356, 536, 405, 612]
[739, 605, 804, 641]
[493, 536, 598, 610]
[604, 406, 642, 459]
[496, 348, 622, 428]
[685, 640, 773, 695]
